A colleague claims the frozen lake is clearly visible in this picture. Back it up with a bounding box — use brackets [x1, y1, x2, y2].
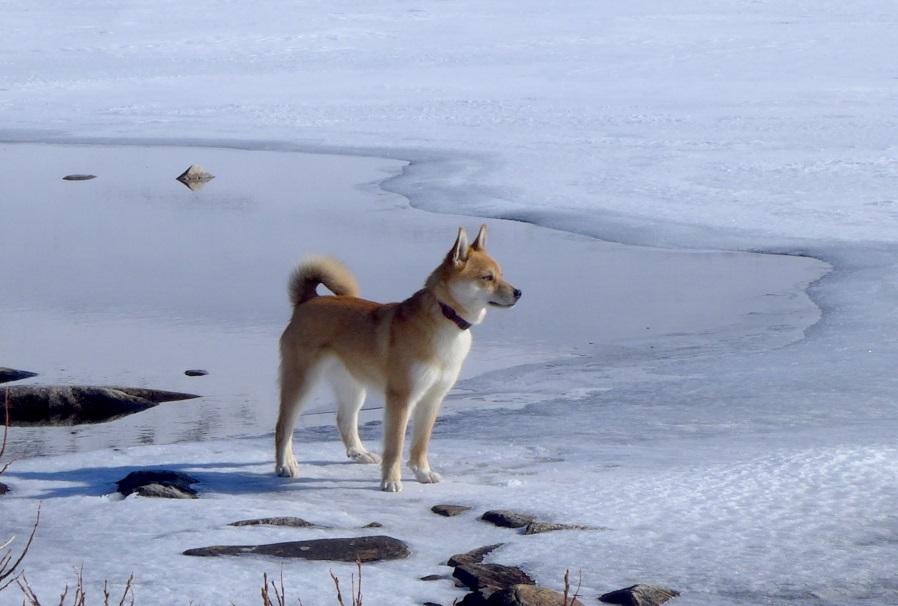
[0, 142, 824, 460]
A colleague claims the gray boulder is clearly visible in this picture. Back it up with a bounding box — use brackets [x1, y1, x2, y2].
[117, 470, 198, 498]
[598, 584, 680, 606]
[0, 482, 8, 495]
[3, 385, 198, 426]
[136, 483, 196, 499]
[183, 535, 410, 562]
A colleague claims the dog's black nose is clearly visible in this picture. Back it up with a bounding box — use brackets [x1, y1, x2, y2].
[513, 288, 522, 299]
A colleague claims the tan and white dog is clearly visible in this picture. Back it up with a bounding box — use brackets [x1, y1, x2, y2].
[275, 224, 521, 491]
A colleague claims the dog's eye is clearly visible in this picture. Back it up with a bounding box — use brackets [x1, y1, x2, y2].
[481, 274, 494, 281]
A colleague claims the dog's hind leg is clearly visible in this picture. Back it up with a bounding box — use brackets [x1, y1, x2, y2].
[328, 364, 380, 464]
[275, 357, 319, 478]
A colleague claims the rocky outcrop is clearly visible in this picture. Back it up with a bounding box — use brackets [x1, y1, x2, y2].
[184, 369, 209, 377]
[3, 385, 198, 425]
[432, 504, 472, 517]
[598, 584, 680, 606]
[62, 174, 96, 181]
[0, 482, 8, 495]
[0, 368, 37, 385]
[117, 470, 198, 499]
[183, 535, 410, 562]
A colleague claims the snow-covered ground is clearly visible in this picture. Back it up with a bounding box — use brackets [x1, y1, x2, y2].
[1, 2, 897, 605]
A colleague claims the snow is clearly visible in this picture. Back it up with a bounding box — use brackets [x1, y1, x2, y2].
[1, 1, 898, 605]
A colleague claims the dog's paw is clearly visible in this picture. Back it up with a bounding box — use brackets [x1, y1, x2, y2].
[276, 459, 299, 478]
[381, 480, 403, 493]
[410, 466, 442, 484]
[348, 448, 382, 464]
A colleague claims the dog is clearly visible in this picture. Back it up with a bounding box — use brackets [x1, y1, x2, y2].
[275, 224, 521, 491]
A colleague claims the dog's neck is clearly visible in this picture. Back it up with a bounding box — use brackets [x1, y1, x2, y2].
[427, 289, 485, 329]
[438, 300, 473, 330]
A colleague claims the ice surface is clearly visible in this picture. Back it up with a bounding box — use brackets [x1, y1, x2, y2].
[1, 2, 897, 605]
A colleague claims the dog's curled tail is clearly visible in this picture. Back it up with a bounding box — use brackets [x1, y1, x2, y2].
[288, 256, 359, 306]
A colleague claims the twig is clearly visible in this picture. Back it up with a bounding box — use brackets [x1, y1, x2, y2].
[1, 388, 12, 475]
[0, 503, 41, 592]
[330, 570, 346, 606]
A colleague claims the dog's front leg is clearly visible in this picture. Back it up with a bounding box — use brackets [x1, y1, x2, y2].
[408, 384, 450, 484]
[381, 388, 411, 492]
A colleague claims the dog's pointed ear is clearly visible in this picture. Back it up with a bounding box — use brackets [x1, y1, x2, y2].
[472, 224, 488, 250]
[448, 227, 470, 265]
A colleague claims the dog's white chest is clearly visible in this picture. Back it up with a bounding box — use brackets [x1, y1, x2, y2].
[435, 329, 472, 371]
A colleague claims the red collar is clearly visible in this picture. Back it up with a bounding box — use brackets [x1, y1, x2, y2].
[438, 301, 472, 330]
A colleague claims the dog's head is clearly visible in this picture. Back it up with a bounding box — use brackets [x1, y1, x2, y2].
[427, 225, 521, 321]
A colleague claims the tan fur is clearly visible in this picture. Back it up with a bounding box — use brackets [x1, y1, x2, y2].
[288, 255, 359, 306]
[274, 225, 521, 491]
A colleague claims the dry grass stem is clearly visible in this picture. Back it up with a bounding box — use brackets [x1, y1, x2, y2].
[0, 503, 41, 592]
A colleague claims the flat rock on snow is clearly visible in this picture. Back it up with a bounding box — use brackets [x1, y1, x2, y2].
[448, 543, 505, 567]
[432, 503, 473, 517]
[229, 517, 318, 528]
[183, 535, 410, 562]
[480, 510, 537, 529]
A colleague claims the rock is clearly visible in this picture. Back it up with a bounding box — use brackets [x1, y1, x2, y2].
[0, 368, 38, 385]
[448, 543, 504, 567]
[0, 482, 8, 495]
[176, 164, 215, 190]
[598, 585, 680, 606]
[420, 574, 446, 582]
[3, 385, 199, 426]
[62, 174, 96, 181]
[522, 522, 592, 535]
[452, 563, 535, 593]
[105, 386, 199, 403]
[136, 483, 197, 499]
[184, 369, 208, 377]
[423, 603, 443, 606]
[457, 592, 489, 606]
[487, 585, 584, 606]
[184, 535, 410, 562]
[362, 521, 383, 528]
[481, 510, 537, 529]
[432, 504, 472, 517]
[117, 470, 198, 498]
[230, 517, 317, 528]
